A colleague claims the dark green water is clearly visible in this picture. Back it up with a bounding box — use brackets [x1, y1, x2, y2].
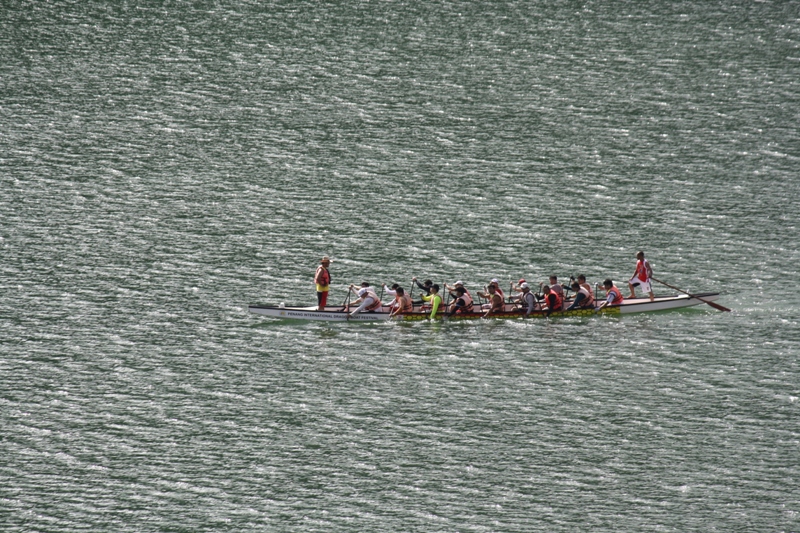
[2, 1, 798, 531]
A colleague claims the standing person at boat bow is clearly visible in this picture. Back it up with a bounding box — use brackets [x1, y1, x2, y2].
[628, 250, 655, 301]
[597, 279, 625, 310]
[420, 284, 442, 319]
[314, 256, 332, 311]
[347, 283, 382, 317]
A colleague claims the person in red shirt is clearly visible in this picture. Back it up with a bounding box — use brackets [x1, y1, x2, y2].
[628, 251, 655, 301]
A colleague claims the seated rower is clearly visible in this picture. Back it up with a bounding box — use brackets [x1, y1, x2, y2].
[510, 278, 527, 301]
[347, 284, 382, 317]
[389, 287, 413, 317]
[540, 275, 564, 299]
[577, 274, 592, 295]
[537, 285, 563, 317]
[514, 282, 537, 317]
[566, 281, 595, 310]
[596, 279, 624, 310]
[445, 280, 470, 301]
[448, 286, 474, 316]
[489, 278, 506, 301]
[411, 277, 433, 304]
[420, 284, 443, 319]
[382, 283, 400, 309]
[477, 283, 504, 318]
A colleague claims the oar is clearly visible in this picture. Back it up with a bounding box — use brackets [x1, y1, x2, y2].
[651, 277, 730, 312]
[440, 282, 448, 322]
[341, 287, 352, 312]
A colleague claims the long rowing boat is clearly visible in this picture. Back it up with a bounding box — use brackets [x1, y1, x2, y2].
[248, 292, 722, 321]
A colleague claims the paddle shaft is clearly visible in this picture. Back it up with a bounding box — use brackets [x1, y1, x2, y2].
[651, 277, 730, 312]
[341, 287, 353, 314]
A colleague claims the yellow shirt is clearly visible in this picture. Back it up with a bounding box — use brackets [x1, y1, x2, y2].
[421, 293, 442, 318]
[315, 266, 330, 292]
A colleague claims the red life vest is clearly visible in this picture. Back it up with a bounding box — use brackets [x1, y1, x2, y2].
[315, 266, 331, 286]
[607, 286, 624, 305]
[549, 291, 563, 311]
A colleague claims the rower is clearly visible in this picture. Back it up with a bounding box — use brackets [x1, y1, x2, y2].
[577, 274, 592, 295]
[389, 287, 413, 317]
[477, 283, 504, 318]
[515, 282, 537, 317]
[489, 278, 506, 301]
[382, 283, 400, 309]
[420, 284, 443, 319]
[509, 279, 526, 303]
[540, 275, 564, 299]
[448, 286, 474, 316]
[537, 285, 563, 317]
[596, 279, 624, 310]
[411, 277, 433, 304]
[566, 281, 595, 310]
[445, 280, 470, 301]
[347, 284, 382, 317]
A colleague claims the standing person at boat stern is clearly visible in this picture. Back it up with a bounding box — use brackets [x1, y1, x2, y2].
[628, 251, 655, 301]
[314, 256, 332, 311]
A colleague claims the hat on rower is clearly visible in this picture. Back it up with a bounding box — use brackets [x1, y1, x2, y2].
[320, 256, 332, 263]
[455, 280, 464, 286]
[518, 278, 526, 284]
[490, 278, 499, 284]
[358, 288, 368, 297]
[520, 282, 529, 289]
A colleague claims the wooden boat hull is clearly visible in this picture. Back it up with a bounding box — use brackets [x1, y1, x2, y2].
[248, 293, 721, 321]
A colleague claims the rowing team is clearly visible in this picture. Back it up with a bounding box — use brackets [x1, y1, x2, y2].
[343, 275, 631, 319]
